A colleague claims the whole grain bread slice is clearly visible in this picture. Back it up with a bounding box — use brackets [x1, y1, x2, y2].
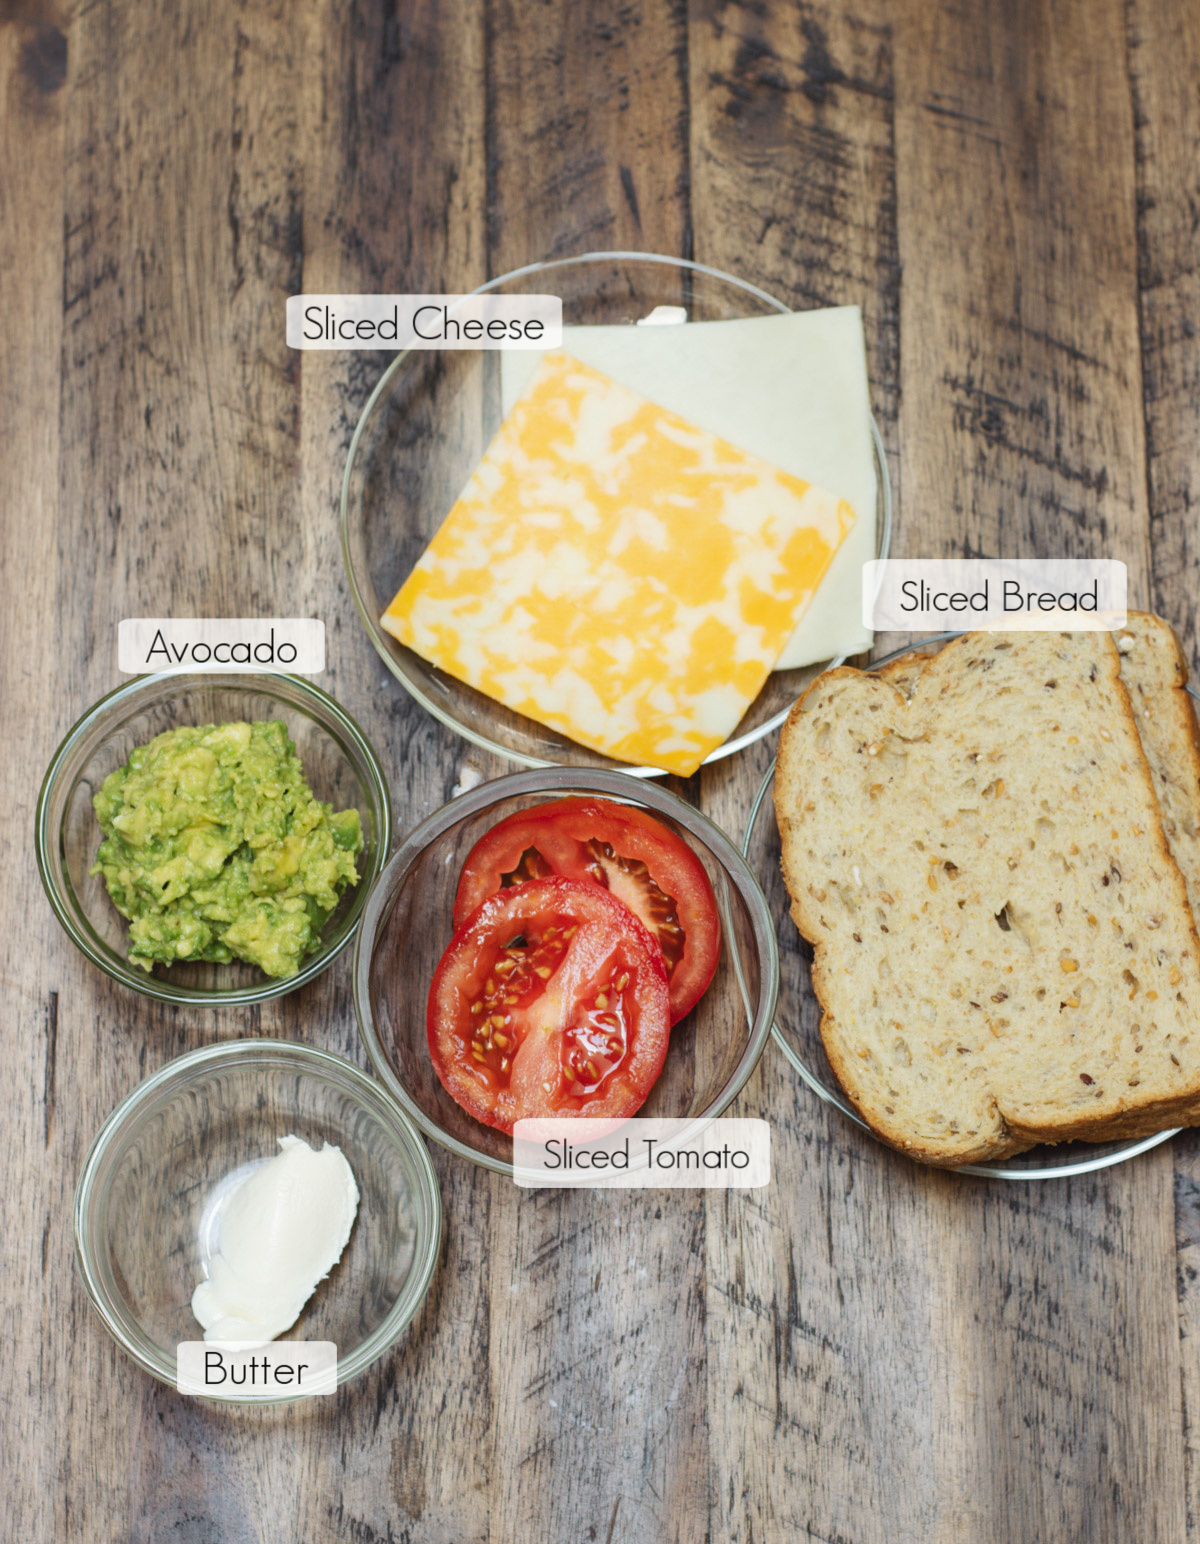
[775, 627, 1200, 1165]
[1112, 614, 1200, 918]
[881, 614, 1200, 910]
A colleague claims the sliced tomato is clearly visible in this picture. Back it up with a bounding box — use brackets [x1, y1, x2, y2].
[428, 876, 670, 1134]
[452, 798, 720, 1023]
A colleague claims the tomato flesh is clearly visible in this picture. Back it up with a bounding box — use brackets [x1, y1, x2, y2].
[453, 798, 720, 1023]
[428, 876, 670, 1134]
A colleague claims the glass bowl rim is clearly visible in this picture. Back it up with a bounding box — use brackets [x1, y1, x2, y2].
[353, 765, 781, 1174]
[73, 1037, 443, 1402]
[35, 667, 394, 1007]
[743, 630, 1181, 1181]
[338, 248, 893, 778]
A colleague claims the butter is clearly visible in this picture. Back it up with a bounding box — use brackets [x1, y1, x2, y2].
[191, 1135, 359, 1344]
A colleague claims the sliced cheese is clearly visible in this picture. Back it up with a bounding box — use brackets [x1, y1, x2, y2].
[382, 351, 854, 775]
[500, 307, 878, 670]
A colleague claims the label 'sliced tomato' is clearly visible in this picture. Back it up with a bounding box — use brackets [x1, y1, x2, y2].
[428, 877, 671, 1134]
[452, 798, 721, 1024]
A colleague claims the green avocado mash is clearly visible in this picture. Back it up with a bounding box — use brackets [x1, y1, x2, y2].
[91, 720, 363, 979]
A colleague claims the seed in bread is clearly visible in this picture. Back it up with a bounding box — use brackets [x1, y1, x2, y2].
[774, 628, 1200, 1166]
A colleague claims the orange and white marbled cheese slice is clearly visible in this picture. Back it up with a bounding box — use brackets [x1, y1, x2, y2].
[381, 352, 854, 775]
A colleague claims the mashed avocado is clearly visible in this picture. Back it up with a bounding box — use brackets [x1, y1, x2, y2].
[91, 720, 363, 979]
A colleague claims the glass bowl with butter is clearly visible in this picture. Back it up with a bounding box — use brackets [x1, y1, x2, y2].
[352, 767, 779, 1174]
[74, 1039, 442, 1402]
[36, 670, 392, 1005]
[340, 250, 892, 778]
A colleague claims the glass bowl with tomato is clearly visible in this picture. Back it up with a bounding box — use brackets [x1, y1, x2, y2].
[352, 768, 779, 1173]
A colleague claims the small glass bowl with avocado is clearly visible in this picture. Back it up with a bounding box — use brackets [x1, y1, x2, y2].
[37, 672, 392, 1004]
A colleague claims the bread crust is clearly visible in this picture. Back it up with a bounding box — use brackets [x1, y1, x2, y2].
[775, 625, 1200, 1166]
[1115, 613, 1200, 917]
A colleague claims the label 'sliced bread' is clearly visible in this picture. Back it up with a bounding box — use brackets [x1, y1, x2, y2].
[775, 625, 1200, 1166]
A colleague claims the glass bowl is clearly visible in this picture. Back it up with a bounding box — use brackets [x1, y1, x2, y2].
[743, 633, 1181, 1180]
[340, 250, 892, 777]
[36, 670, 392, 1005]
[74, 1039, 442, 1402]
[353, 767, 779, 1173]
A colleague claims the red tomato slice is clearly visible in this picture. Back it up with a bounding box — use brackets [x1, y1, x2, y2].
[453, 798, 720, 1024]
[428, 876, 671, 1135]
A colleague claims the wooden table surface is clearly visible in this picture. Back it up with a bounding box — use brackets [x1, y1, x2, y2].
[5, 1, 1200, 1539]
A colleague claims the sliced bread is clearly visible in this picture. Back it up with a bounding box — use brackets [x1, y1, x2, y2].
[881, 614, 1200, 910]
[1112, 614, 1200, 917]
[775, 627, 1200, 1165]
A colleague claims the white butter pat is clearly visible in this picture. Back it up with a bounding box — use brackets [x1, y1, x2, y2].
[191, 1135, 359, 1344]
[501, 307, 878, 670]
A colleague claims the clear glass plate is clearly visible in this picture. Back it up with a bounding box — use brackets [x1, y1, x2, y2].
[742, 632, 1184, 1180]
[340, 251, 892, 777]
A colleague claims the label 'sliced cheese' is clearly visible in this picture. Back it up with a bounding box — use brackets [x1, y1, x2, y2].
[382, 352, 854, 775]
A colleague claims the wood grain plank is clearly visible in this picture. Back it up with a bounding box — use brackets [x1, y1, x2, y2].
[294, 5, 501, 1542]
[695, 1, 1186, 1540]
[486, 1188, 710, 1544]
[1125, 0, 1200, 664]
[47, 1, 327, 1538]
[890, 2, 1183, 1539]
[486, 0, 692, 266]
[23, 0, 234, 1536]
[894, 0, 1151, 590]
[688, 0, 900, 453]
[0, 2, 67, 1538]
[1173, 1130, 1200, 1540]
[1124, 5, 1200, 1533]
[482, 9, 706, 1543]
[687, 7, 934, 1540]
